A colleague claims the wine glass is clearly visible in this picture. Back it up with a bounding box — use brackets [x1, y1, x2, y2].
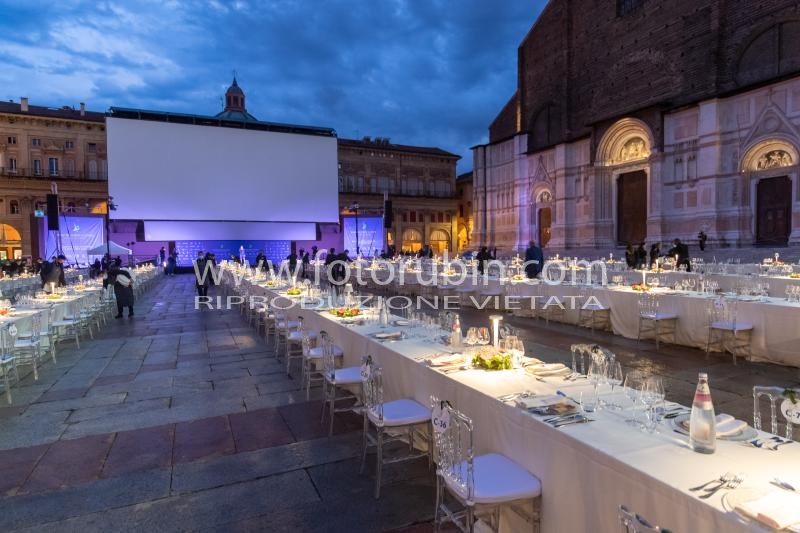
[477, 327, 490, 348]
[687, 278, 695, 292]
[641, 377, 665, 433]
[623, 371, 645, 426]
[512, 338, 525, 368]
[587, 361, 605, 409]
[606, 361, 623, 410]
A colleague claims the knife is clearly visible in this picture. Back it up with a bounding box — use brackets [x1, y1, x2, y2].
[553, 417, 594, 428]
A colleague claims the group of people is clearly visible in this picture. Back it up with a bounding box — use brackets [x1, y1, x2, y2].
[194, 251, 218, 297]
[625, 239, 691, 271]
[159, 247, 178, 276]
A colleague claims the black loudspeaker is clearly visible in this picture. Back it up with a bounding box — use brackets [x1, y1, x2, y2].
[383, 200, 393, 228]
[46, 194, 59, 230]
[315, 223, 322, 241]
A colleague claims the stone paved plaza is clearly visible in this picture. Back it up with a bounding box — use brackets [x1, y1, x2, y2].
[0, 275, 797, 532]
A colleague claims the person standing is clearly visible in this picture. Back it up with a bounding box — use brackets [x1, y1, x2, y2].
[625, 244, 636, 269]
[159, 246, 166, 268]
[194, 251, 210, 297]
[476, 246, 495, 275]
[697, 230, 708, 252]
[649, 242, 661, 268]
[301, 250, 310, 278]
[106, 259, 135, 318]
[635, 243, 647, 269]
[524, 240, 544, 279]
[41, 254, 67, 290]
[668, 239, 691, 272]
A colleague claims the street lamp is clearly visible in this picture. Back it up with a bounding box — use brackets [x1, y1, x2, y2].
[349, 202, 360, 256]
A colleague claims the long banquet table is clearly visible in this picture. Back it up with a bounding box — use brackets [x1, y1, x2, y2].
[241, 276, 798, 533]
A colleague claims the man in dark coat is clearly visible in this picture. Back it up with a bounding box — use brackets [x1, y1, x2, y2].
[476, 246, 495, 275]
[667, 239, 691, 272]
[524, 240, 544, 279]
[105, 259, 135, 318]
[635, 243, 647, 269]
[41, 254, 67, 290]
[194, 252, 211, 297]
[649, 242, 661, 268]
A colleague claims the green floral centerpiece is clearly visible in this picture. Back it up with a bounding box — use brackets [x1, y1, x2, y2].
[471, 347, 513, 370]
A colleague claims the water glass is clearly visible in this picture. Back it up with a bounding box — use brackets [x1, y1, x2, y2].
[623, 371, 645, 426]
[580, 390, 598, 413]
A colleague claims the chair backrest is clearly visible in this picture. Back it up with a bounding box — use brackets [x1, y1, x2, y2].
[28, 313, 42, 343]
[638, 293, 658, 318]
[0, 324, 14, 356]
[319, 332, 337, 380]
[430, 395, 475, 502]
[361, 355, 383, 422]
[619, 505, 664, 532]
[707, 296, 737, 327]
[753, 386, 798, 440]
[570, 343, 592, 374]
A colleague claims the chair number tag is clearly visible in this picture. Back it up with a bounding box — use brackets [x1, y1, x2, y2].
[781, 399, 800, 424]
[432, 405, 450, 433]
[360, 363, 371, 381]
[8, 325, 17, 337]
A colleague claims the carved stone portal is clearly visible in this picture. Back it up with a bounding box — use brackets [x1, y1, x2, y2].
[619, 137, 649, 163]
[756, 150, 792, 170]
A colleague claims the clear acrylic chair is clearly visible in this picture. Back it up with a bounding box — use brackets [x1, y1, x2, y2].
[537, 283, 565, 325]
[705, 297, 753, 364]
[360, 356, 432, 499]
[753, 386, 798, 440]
[430, 396, 541, 533]
[14, 312, 42, 381]
[286, 316, 317, 376]
[320, 346, 362, 436]
[619, 505, 668, 532]
[0, 325, 19, 404]
[636, 293, 677, 350]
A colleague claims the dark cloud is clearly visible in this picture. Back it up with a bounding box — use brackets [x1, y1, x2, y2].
[0, 0, 545, 171]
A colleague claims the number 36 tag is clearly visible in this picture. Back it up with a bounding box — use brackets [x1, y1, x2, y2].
[431, 404, 451, 434]
[360, 363, 371, 381]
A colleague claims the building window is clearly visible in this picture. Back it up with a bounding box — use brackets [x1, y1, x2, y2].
[87, 143, 97, 153]
[446, 214, 451, 223]
[31, 138, 41, 147]
[7, 157, 16, 172]
[369, 178, 376, 194]
[65, 140, 74, 149]
[64, 158, 75, 177]
[48, 157, 59, 176]
[401, 212, 407, 223]
[88, 160, 98, 179]
[377, 176, 389, 193]
[9, 200, 19, 214]
[33, 159, 42, 175]
[410, 211, 417, 223]
[35, 200, 46, 211]
[617, 0, 645, 16]
[65, 202, 76, 213]
[7, 136, 16, 145]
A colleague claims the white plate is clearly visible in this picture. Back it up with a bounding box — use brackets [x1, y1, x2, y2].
[670, 414, 758, 441]
[722, 488, 800, 532]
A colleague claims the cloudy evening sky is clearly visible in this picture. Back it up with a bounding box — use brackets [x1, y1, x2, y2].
[0, 1, 545, 172]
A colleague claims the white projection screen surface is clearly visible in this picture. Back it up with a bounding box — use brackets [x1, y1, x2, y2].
[107, 117, 339, 234]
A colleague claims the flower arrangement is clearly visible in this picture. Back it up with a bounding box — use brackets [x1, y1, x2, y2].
[47, 294, 63, 300]
[789, 273, 800, 279]
[631, 283, 650, 292]
[329, 307, 361, 318]
[471, 347, 513, 370]
[286, 287, 302, 296]
[511, 274, 525, 281]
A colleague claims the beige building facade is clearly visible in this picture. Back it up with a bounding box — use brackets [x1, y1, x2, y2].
[0, 98, 108, 259]
[338, 137, 460, 255]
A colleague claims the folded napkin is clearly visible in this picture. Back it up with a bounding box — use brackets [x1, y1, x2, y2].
[374, 331, 402, 340]
[737, 490, 800, 530]
[716, 417, 747, 437]
[427, 354, 464, 367]
[524, 363, 570, 377]
[716, 413, 734, 425]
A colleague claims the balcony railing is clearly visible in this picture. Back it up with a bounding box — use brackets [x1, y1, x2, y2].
[0, 167, 107, 180]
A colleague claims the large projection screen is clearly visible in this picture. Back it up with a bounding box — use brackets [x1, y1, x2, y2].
[107, 117, 339, 233]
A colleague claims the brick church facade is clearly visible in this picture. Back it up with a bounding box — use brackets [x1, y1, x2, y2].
[473, 0, 800, 251]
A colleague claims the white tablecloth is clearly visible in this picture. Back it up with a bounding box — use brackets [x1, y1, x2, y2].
[240, 276, 797, 533]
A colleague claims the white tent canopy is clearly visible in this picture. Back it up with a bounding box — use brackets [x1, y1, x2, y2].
[86, 241, 132, 256]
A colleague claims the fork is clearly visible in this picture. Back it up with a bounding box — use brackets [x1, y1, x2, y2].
[699, 475, 743, 499]
[690, 472, 734, 492]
